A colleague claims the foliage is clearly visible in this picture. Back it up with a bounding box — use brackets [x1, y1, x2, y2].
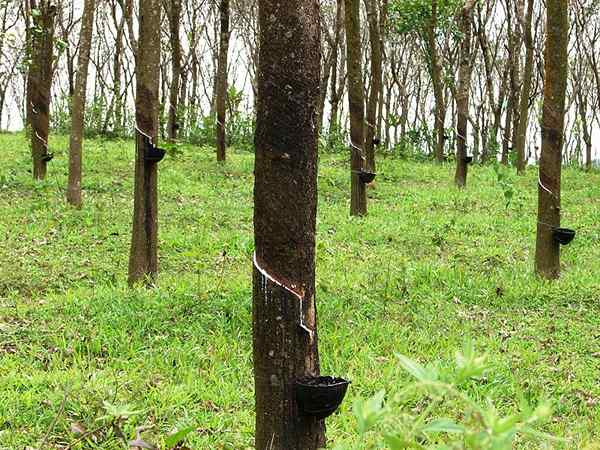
[388, 0, 461, 37]
[492, 162, 522, 209]
[337, 343, 559, 449]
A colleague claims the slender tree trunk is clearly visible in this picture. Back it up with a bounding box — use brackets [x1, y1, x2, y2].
[577, 92, 592, 170]
[27, 0, 56, 180]
[534, 0, 568, 279]
[515, 0, 534, 174]
[454, 0, 476, 188]
[253, 0, 325, 448]
[167, 0, 182, 141]
[364, 0, 382, 172]
[128, 0, 161, 286]
[328, 0, 345, 140]
[345, 0, 367, 216]
[501, 100, 513, 165]
[215, 0, 230, 161]
[426, 0, 445, 162]
[67, 0, 95, 208]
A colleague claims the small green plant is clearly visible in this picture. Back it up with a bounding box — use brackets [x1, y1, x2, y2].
[492, 163, 518, 208]
[338, 343, 559, 450]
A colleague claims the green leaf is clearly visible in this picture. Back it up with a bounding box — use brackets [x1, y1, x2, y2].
[421, 418, 465, 434]
[397, 354, 437, 382]
[164, 426, 196, 447]
[353, 390, 386, 434]
[385, 433, 410, 449]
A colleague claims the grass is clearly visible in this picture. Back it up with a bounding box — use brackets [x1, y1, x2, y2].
[1, 132, 600, 449]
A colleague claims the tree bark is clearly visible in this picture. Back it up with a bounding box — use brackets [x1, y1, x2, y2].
[26, 0, 56, 180]
[328, 0, 345, 140]
[167, 0, 182, 142]
[364, 0, 382, 172]
[426, 0, 446, 162]
[454, 0, 476, 187]
[534, 0, 568, 279]
[253, 0, 325, 448]
[67, 0, 95, 208]
[345, 0, 367, 216]
[215, 0, 230, 162]
[128, 0, 161, 286]
[515, 0, 534, 174]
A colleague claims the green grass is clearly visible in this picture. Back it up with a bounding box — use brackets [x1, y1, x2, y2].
[1, 132, 600, 449]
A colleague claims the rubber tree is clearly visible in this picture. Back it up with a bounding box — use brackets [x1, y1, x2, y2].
[345, 0, 368, 216]
[389, 0, 459, 163]
[365, 0, 383, 172]
[166, 0, 182, 141]
[534, 0, 568, 279]
[252, 0, 325, 448]
[215, 0, 230, 162]
[514, 0, 534, 174]
[454, 0, 476, 188]
[66, 0, 95, 208]
[128, 0, 161, 285]
[26, 0, 56, 180]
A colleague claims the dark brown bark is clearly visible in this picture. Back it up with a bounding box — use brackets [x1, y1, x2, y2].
[454, 0, 476, 188]
[215, 0, 230, 162]
[128, 0, 161, 286]
[26, 0, 56, 180]
[515, 0, 534, 174]
[167, 0, 182, 142]
[534, 0, 568, 279]
[345, 0, 367, 216]
[66, 0, 95, 208]
[364, 0, 382, 172]
[253, 1, 325, 448]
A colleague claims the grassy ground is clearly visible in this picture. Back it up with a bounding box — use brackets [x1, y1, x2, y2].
[1, 132, 600, 449]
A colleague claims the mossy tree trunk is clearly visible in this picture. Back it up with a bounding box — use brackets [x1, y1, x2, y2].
[345, 0, 367, 216]
[534, 0, 568, 279]
[67, 0, 95, 208]
[26, 0, 56, 181]
[128, 0, 161, 286]
[253, 0, 325, 448]
[215, 0, 230, 162]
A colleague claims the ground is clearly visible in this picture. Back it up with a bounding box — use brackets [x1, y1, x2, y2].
[0, 132, 599, 449]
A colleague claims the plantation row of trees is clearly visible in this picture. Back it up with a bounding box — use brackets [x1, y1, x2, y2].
[0, 0, 598, 164]
[0, 0, 578, 446]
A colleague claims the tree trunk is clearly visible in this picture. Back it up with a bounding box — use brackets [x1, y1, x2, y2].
[328, 0, 345, 140]
[534, 0, 568, 279]
[113, 16, 125, 135]
[515, 0, 534, 174]
[67, 0, 95, 208]
[426, 0, 445, 162]
[364, 0, 382, 172]
[167, 0, 182, 141]
[215, 0, 230, 162]
[501, 99, 513, 165]
[345, 0, 367, 216]
[253, 0, 325, 448]
[27, 0, 56, 180]
[128, 0, 161, 286]
[454, 0, 476, 188]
